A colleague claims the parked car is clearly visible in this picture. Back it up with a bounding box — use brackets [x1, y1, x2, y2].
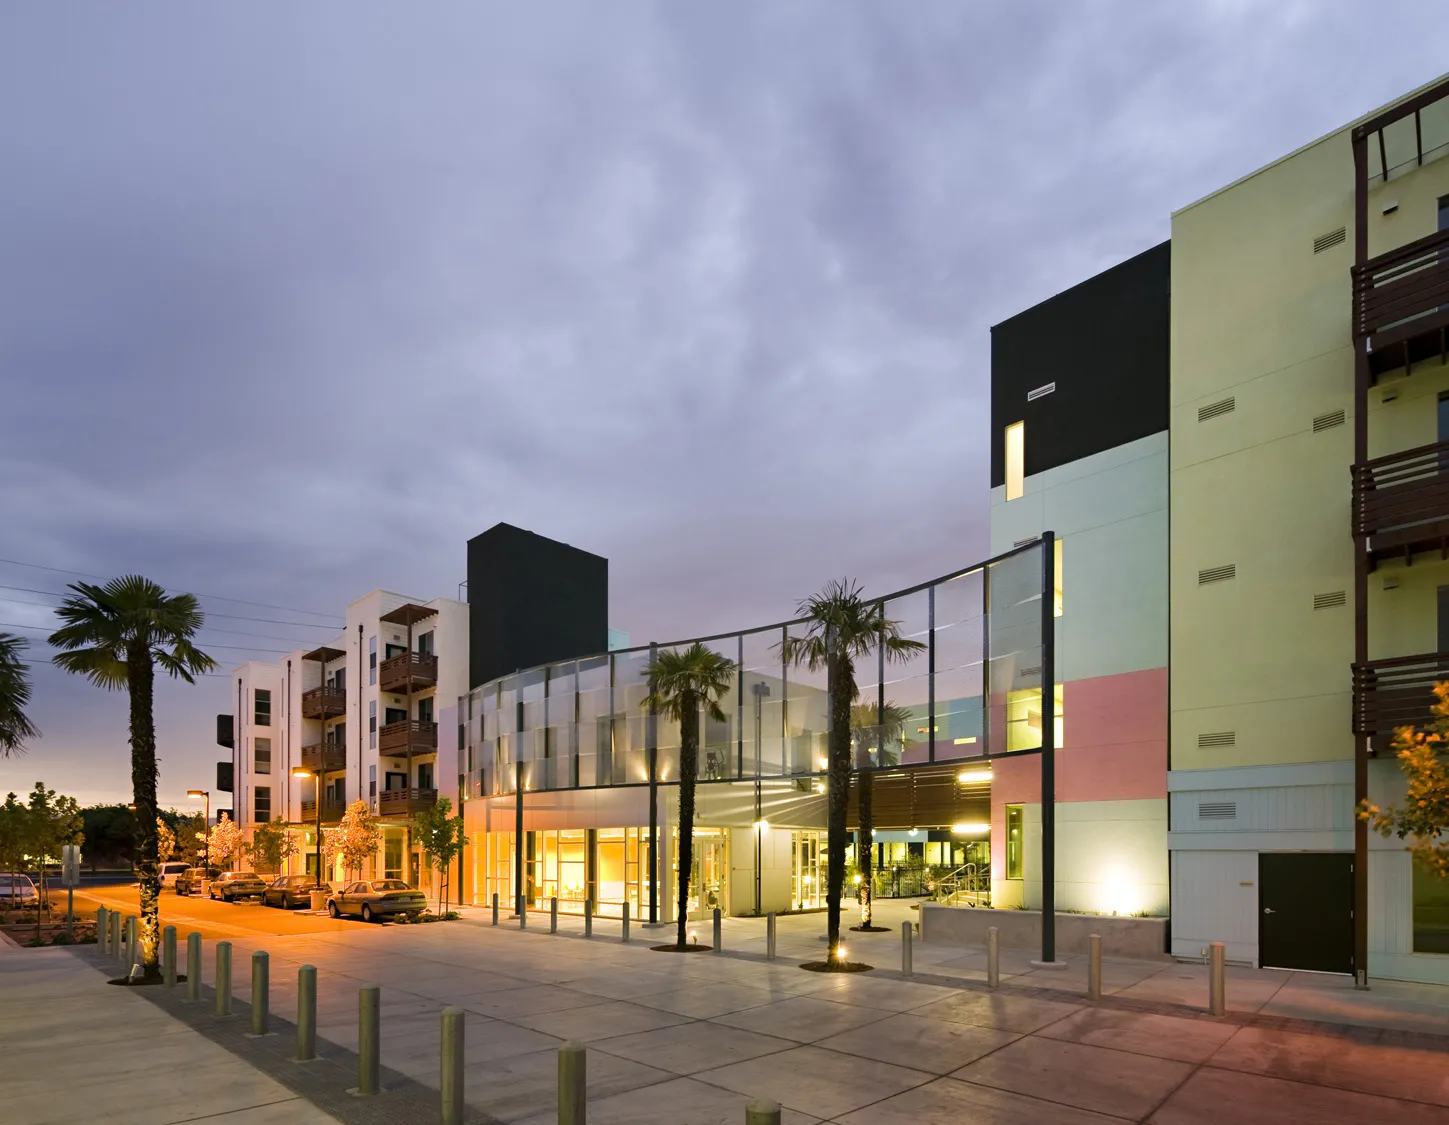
[0, 874, 39, 904]
[159, 862, 189, 888]
[209, 871, 267, 902]
[263, 874, 327, 909]
[327, 879, 427, 922]
[173, 867, 219, 896]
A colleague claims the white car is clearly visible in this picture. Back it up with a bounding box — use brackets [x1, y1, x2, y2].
[0, 874, 39, 904]
[159, 862, 189, 888]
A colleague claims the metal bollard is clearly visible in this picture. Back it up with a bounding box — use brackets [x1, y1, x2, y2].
[713, 906, 722, 953]
[987, 926, 1000, 990]
[125, 915, 137, 968]
[96, 906, 108, 954]
[492, 892, 499, 926]
[1209, 941, 1226, 1016]
[621, 901, 630, 943]
[163, 925, 177, 988]
[297, 965, 317, 1061]
[518, 895, 527, 930]
[441, 1008, 464, 1125]
[251, 951, 270, 1036]
[558, 1042, 586, 1125]
[357, 985, 380, 1095]
[550, 896, 558, 934]
[584, 899, 593, 939]
[746, 1099, 783, 1125]
[186, 932, 202, 1002]
[215, 941, 232, 1017]
[112, 912, 121, 959]
[902, 920, 913, 977]
[1087, 933, 1102, 1002]
[766, 912, 776, 960]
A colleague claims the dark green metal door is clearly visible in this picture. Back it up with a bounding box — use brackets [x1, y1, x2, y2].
[1259, 853, 1354, 974]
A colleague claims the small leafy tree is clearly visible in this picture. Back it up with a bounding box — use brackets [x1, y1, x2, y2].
[208, 812, 245, 870]
[0, 792, 29, 903]
[332, 800, 380, 880]
[21, 783, 83, 939]
[1361, 682, 1449, 875]
[156, 818, 177, 864]
[250, 818, 298, 874]
[413, 797, 466, 912]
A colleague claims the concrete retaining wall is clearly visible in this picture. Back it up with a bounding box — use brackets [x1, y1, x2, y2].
[920, 905, 1169, 960]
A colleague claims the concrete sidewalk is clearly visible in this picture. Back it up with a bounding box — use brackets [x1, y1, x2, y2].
[0, 942, 334, 1125]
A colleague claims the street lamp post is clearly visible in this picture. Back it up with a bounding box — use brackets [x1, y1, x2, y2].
[186, 790, 210, 869]
[292, 768, 320, 884]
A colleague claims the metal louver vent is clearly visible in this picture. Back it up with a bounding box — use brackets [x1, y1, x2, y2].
[1313, 409, 1346, 432]
[1197, 732, 1236, 748]
[1198, 397, 1235, 422]
[1014, 537, 1037, 548]
[1313, 590, 1347, 610]
[1198, 564, 1236, 585]
[1198, 801, 1237, 820]
[1313, 226, 1347, 253]
[1027, 382, 1056, 402]
[1019, 665, 1042, 677]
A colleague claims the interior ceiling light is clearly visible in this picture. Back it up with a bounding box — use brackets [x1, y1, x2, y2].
[956, 768, 993, 784]
[951, 822, 990, 835]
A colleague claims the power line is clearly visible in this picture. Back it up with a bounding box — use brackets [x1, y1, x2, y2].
[0, 556, 344, 622]
[0, 583, 343, 630]
[23, 654, 232, 680]
[0, 622, 293, 655]
[0, 597, 322, 646]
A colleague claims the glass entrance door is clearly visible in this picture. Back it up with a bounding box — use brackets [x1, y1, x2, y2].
[679, 828, 728, 919]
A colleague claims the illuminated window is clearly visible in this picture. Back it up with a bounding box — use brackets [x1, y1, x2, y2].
[1005, 421, 1025, 501]
[1005, 804, 1024, 880]
[1054, 538, 1064, 618]
[1006, 683, 1065, 752]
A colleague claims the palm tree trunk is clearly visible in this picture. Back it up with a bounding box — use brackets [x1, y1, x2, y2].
[128, 643, 162, 979]
[826, 654, 852, 963]
[859, 770, 874, 927]
[677, 695, 698, 949]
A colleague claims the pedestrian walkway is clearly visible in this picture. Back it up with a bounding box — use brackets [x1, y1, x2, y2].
[0, 942, 333, 1125]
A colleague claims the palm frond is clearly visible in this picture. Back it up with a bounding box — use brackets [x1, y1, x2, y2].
[643, 642, 736, 721]
[49, 645, 130, 691]
[0, 633, 40, 754]
[49, 575, 216, 683]
[779, 578, 926, 671]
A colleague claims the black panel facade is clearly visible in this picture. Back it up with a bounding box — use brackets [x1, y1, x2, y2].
[466, 523, 609, 689]
[989, 240, 1170, 487]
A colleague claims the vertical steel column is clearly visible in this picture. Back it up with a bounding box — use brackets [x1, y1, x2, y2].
[1351, 129, 1371, 991]
[1039, 532, 1058, 966]
[982, 563, 991, 755]
[927, 585, 936, 762]
[647, 641, 659, 925]
[514, 759, 524, 913]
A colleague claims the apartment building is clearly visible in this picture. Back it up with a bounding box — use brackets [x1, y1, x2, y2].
[231, 588, 470, 887]
[1168, 74, 1449, 985]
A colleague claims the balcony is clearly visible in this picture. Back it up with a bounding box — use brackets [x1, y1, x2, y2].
[379, 651, 438, 694]
[378, 788, 437, 817]
[301, 684, 347, 720]
[300, 742, 348, 774]
[1352, 440, 1449, 564]
[1352, 652, 1449, 743]
[379, 719, 437, 755]
[300, 798, 346, 824]
[1353, 228, 1449, 381]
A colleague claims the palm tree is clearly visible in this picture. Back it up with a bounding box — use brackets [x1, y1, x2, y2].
[782, 580, 923, 966]
[644, 642, 736, 950]
[49, 577, 215, 980]
[0, 633, 40, 756]
[850, 700, 913, 930]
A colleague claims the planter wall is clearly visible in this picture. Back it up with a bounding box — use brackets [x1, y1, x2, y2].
[920, 904, 1169, 960]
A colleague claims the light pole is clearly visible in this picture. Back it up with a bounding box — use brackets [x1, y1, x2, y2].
[292, 768, 320, 884]
[186, 790, 210, 870]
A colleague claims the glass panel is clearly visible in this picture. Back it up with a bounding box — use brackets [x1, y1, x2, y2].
[611, 648, 651, 786]
[576, 655, 610, 788]
[875, 588, 930, 771]
[1005, 804, 1024, 879]
[988, 545, 1044, 755]
[740, 629, 784, 777]
[1414, 859, 1449, 953]
[933, 570, 985, 764]
[782, 623, 828, 778]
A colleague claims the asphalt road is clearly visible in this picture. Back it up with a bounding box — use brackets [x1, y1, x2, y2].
[68, 884, 369, 940]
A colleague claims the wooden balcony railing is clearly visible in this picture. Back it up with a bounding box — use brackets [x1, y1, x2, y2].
[1351, 439, 1449, 562]
[1352, 652, 1449, 738]
[300, 742, 348, 774]
[301, 685, 347, 720]
[1353, 227, 1449, 377]
[378, 788, 438, 817]
[379, 651, 438, 694]
[300, 798, 347, 824]
[379, 719, 437, 755]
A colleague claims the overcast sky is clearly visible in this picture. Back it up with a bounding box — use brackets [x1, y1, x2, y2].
[1, 3, 1443, 809]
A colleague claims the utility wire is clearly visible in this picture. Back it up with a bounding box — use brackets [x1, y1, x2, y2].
[0, 597, 323, 646]
[0, 583, 342, 630]
[0, 621, 293, 655]
[0, 556, 344, 622]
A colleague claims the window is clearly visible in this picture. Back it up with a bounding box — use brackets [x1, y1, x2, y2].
[1005, 805, 1024, 880]
[418, 696, 434, 724]
[386, 707, 407, 725]
[369, 765, 377, 799]
[369, 701, 377, 749]
[1054, 538, 1064, 618]
[458, 723, 466, 751]
[254, 688, 271, 727]
[254, 786, 271, 823]
[332, 722, 346, 747]
[254, 737, 271, 775]
[1005, 421, 1025, 501]
[1006, 684, 1065, 753]
[1414, 859, 1449, 953]
[1439, 585, 1449, 655]
[328, 669, 346, 690]
[418, 762, 435, 790]
[417, 631, 434, 655]
[369, 635, 377, 685]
